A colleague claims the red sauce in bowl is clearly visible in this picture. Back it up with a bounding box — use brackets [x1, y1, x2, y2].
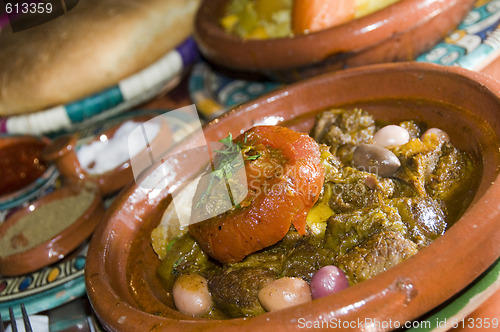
[0, 141, 48, 196]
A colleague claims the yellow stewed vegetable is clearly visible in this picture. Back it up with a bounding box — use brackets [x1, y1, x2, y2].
[221, 0, 401, 39]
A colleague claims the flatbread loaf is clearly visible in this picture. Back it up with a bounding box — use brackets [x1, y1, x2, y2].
[0, 0, 200, 116]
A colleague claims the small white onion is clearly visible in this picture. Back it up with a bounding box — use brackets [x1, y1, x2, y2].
[172, 273, 212, 316]
[258, 277, 312, 312]
[373, 125, 410, 148]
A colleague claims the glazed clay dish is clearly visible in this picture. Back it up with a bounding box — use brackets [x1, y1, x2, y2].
[0, 135, 56, 208]
[194, 0, 475, 81]
[86, 62, 500, 331]
[0, 184, 104, 276]
[43, 115, 172, 196]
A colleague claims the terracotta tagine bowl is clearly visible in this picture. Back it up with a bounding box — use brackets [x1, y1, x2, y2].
[42, 115, 172, 197]
[194, 0, 475, 81]
[85, 62, 500, 331]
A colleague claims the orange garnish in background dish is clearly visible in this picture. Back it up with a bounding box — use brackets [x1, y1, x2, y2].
[292, 0, 356, 34]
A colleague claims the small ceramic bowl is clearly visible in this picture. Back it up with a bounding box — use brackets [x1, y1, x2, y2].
[43, 115, 172, 196]
[0, 184, 104, 276]
[85, 62, 500, 331]
[0, 135, 59, 212]
[194, 0, 476, 81]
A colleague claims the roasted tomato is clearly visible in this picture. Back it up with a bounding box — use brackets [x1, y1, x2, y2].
[188, 126, 324, 263]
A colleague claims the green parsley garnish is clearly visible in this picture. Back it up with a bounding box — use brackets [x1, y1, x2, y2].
[195, 133, 261, 209]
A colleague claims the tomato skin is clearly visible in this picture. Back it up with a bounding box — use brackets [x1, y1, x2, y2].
[188, 126, 324, 263]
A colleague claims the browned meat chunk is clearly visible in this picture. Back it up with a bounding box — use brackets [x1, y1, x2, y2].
[281, 242, 336, 282]
[391, 135, 444, 195]
[325, 167, 397, 214]
[337, 231, 418, 284]
[311, 109, 375, 164]
[326, 196, 447, 254]
[426, 143, 476, 221]
[325, 205, 407, 255]
[390, 196, 447, 248]
[208, 267, 275, 318]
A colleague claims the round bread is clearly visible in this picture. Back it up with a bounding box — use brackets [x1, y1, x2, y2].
[0, 0, 200, 116]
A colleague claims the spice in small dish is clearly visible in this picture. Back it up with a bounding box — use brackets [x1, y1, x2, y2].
[0, 187, 96, 257]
